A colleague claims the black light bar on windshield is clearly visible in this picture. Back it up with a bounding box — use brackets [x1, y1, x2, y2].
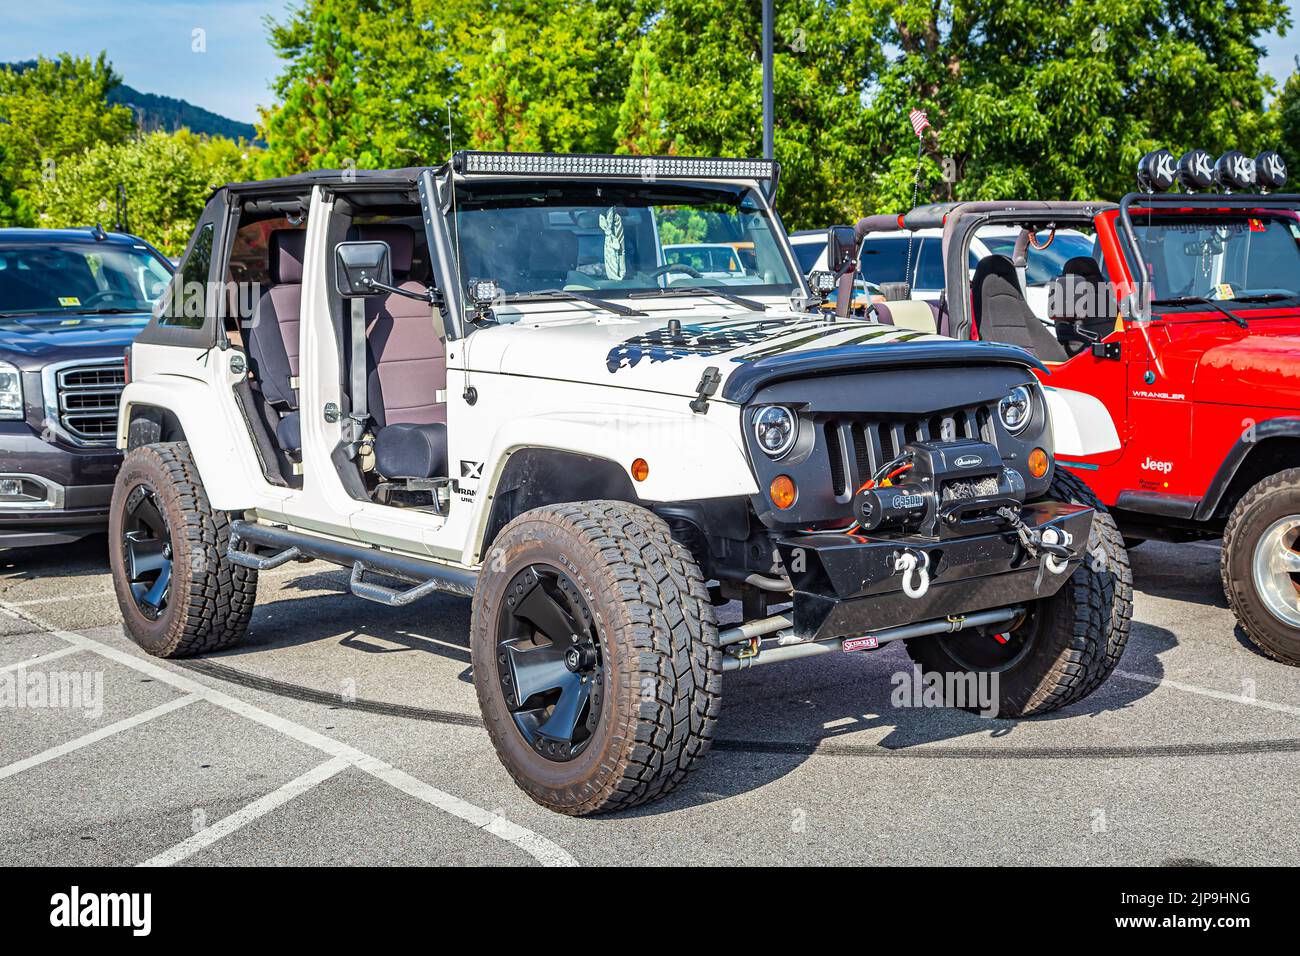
[451, 150, 777, 181]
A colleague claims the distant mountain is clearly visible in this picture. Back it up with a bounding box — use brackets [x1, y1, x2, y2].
[3, 60, 258, 142]
[109, 85, 258, 142]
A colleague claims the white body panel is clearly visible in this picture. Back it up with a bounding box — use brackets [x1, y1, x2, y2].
[1042, 385, 1122, 457]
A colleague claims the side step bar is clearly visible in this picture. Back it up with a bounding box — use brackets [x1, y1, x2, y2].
[227, 519, 476, 602]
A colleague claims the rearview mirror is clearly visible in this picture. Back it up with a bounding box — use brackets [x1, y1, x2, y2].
[335, 241, 393, 297]
[826, 225, 857, 272]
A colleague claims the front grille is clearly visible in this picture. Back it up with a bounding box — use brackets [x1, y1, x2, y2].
[55, 361, 126, 444]
[821, 405, 994, 499]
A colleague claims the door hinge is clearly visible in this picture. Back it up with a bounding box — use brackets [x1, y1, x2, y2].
[1091, 341, 1122, 361]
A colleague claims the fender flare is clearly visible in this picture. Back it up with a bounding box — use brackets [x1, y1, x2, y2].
[1195, 417, 1300, 521]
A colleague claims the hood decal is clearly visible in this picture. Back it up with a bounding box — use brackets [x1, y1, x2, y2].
[605, 318, 931, 372]
[606, 318, 794, 371]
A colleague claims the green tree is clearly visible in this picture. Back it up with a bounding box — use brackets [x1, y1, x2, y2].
[0, 54, 135, 197]
[32, 130, 258, 255]
[856, 0, 1291, 210]
[0, 143, 30, 225]
[1277, 68, 1300, 166]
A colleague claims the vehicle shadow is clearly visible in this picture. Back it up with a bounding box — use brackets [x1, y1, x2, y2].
[0, 534, 109, 580]
[1128, 540, 1228, 610]
[215, 568, 1179, 818]
[230, 569, 474, 669]
[620, 617, 1177, 817]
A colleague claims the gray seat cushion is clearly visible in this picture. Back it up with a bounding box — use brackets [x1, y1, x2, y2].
[373, 422, 448, 480]
[247, 229, 307, 450]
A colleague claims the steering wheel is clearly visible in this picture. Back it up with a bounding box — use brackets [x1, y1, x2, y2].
[650, 263, 702, 279]
[77, 290, 128, 307]
[1028, 226, 1056, 251]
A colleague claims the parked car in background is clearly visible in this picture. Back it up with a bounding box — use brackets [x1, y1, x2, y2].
[0, 228, 173, 548]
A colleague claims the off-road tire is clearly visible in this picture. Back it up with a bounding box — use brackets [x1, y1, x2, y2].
[1222, 468, 1300, 664]
[905, 469, 1132, 716]
[470, 500, 722, 815]
[108, 441, 257, 658]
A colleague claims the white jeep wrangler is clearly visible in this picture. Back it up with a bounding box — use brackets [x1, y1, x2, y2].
[110, 152, 1130, 815]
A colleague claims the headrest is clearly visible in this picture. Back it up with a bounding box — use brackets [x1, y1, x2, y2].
[972, 253, 1018, 289]
[356, 224, 414, 274]
[1061, 256, 1104, 282]
[269, 230, 306, 284]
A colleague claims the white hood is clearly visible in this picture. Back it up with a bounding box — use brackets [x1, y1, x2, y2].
[465, 305, 945, 398]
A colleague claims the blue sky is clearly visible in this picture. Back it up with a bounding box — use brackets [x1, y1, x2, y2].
[0, 0, 1297, 125]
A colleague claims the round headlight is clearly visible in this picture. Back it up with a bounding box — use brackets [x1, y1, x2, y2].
[999, 385, 1033, 434]
[753, 405, 797, 458]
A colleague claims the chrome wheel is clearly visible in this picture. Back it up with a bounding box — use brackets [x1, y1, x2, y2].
[1251, 515, 1300, 628]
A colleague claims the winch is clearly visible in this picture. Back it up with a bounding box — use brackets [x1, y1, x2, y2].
[853, 438, 1028, 538]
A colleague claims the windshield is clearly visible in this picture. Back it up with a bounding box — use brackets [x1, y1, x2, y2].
[451, 180, 799, 299]
[0, 242, 171, 317]
[1129, 213, 1300, 303]
[980, 231, 1096, 285]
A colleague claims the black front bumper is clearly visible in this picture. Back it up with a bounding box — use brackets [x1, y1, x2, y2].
[0, 422, 119, 547]
[775, 501, 1094, 642]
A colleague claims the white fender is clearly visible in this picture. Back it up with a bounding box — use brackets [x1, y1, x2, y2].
[480, 404, 759, 504]
[1042, 385, 1121, 457]
[118, 356, 291, 513]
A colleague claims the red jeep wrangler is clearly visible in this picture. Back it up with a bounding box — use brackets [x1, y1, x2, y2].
[826, 149, 1300, 664]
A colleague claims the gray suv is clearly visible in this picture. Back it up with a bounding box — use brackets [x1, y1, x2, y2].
[0, 228, 172, 547]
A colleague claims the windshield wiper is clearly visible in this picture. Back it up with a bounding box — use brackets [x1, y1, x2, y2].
[1151, 295, 1248, 329]
[628, 285, 765, 312]
[508, 289, 646, 317]
[1228, 291, 1300, 305]
[72, 307, 147, 315]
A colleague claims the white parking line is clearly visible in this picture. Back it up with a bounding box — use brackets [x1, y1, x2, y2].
[0, 694, 199, 782]
[5, 590, 116, 607]
[0, 645, 82, 674]
[139, 756, 350, 867]
[1116, 669, 1300, 717]
[0, 601, 577, 867]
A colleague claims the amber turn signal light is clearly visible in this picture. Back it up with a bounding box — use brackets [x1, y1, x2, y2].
[1028, 447, 1050, 479]
[631, 458, 650, 482]
[770, 475, 797, 509]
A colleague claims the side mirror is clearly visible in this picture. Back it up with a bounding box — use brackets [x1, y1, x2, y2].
[826, 225, 857, 272]
[335, 241, 393, 297]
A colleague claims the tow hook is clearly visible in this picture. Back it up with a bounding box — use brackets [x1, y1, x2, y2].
[1040, 527, 1073, 576]
[894, 549, 931, 599]
[996, 505, 1074, 574]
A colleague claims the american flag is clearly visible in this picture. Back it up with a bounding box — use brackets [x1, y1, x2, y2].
[908, 108, 930, 137]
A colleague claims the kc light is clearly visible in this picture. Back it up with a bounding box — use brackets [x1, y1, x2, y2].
[1137, 149, 1176, 192]
[998, 385, 1033, 434]
[753, 405, 797, 458]
[1214, 151, 1257, 191]
[0, 362, 23, 420]
[1256, 150, 1289, 191]
[1176, 149, 1214, 191]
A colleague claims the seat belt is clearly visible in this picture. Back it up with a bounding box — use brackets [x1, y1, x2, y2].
[345, 297, 369, 453]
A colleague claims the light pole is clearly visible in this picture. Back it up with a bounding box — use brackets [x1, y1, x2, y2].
[762, 0, 774, 160]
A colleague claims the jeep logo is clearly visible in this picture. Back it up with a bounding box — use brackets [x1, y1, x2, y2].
[955, 455, 982, 468]
[1141, 456, 1174, 474]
